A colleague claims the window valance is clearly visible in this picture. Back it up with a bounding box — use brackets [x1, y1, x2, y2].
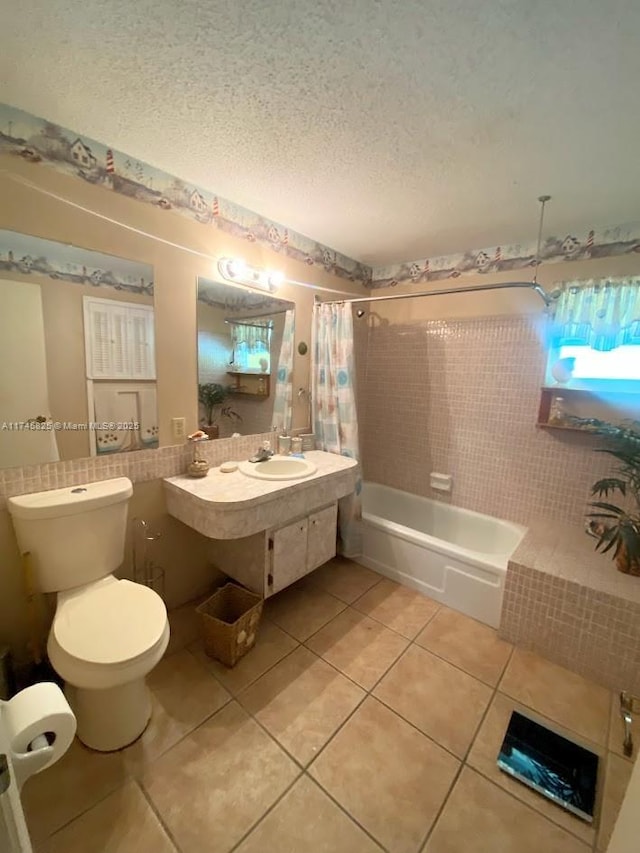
[549, 278, 640, 351]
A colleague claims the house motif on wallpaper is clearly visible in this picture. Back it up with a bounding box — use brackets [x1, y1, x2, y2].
[189, 189, 207, 213]
[372, 227, 640, 289]
[70, 137, 96, 169]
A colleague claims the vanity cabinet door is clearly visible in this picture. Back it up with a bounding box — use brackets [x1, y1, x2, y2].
[270, 517, 309, 594]
[307, 503, 338, 571]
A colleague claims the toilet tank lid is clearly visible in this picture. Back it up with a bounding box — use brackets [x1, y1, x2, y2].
[7, 477, 133, 520]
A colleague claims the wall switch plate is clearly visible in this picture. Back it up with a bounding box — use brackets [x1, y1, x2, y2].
[172, 417, 186, 439]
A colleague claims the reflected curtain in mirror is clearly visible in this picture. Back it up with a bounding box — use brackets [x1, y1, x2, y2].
[271, 310, 295, 432]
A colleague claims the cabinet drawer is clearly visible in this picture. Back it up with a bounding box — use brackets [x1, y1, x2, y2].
[270, 517, 309, 594]
[307, 503, 338, 571]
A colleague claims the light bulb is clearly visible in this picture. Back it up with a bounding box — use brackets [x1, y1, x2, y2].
[227, 258, 246, 278]
[267, 270, 284, 289]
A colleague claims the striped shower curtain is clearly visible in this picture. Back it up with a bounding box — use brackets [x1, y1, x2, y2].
[271, 310, 295, 433]
[312, 302, 362, 557]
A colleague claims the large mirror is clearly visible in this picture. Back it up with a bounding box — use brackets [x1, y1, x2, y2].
[0, 230, 157, 469]
[197, 277, 295, 438]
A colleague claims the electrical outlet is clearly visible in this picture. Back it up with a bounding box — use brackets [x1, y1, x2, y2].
[171, 417, 186, 439]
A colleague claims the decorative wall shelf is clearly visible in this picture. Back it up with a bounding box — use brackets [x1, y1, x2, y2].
[227, 371, 270, 397]
[537, 386, 640, 432]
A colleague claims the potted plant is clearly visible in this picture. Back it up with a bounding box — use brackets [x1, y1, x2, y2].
[198, 382, 241, 440]
[583, 419, 640, 575]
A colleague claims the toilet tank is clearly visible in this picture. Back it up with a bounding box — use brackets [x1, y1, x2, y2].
[8, 477, 133, 593]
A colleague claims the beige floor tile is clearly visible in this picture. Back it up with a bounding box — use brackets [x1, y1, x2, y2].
[499, 648, 610, 746]
[123, 648, 230, 774]
[307, 558, 382, 603]
[373, 645, 492, 758]
[597, 752, 634, 851]
[22, 738, 128, 842]
[607, 690, 637, 763]
[142, 701, 298, 853]
[310, 697, 459, 853]
[306, 607, 408, 689]
[239, 645, 365, 765]
[353, 578, 440, 639]
[265, 579, 347, 641]
[165, 599, 203, 656]
[415, 606, 513, 686]
[467, 692, 599, 845]
[234, 776, 382, 853]
[189, 617, 299, 695]
[424, 767, 591, 853]
[40, 781, 176, 853]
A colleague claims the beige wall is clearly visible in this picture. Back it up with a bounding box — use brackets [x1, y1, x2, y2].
[0, 155, 365, 664]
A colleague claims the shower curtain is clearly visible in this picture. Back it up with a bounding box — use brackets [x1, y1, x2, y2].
[271, 310, 295, 433]
[312, 302, 362, 557]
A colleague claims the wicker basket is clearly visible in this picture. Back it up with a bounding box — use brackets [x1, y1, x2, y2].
[197, 583, 263, 667]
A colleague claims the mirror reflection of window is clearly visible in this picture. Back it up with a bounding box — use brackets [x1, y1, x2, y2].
[229, 320, 272, 373]
[196, 277, 295, 438]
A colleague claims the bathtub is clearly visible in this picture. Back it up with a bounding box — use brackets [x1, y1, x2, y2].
[356, 482, 527, 628]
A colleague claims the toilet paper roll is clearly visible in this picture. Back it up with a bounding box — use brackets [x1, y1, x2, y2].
[3, 682, 76, 773]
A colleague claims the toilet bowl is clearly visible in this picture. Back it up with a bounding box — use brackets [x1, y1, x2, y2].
[8, 477, 170, 752]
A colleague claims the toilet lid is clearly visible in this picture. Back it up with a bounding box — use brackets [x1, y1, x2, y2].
[53, 579, 167, 666]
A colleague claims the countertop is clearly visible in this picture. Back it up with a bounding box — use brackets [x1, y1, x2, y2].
[164, 450, 359, 511]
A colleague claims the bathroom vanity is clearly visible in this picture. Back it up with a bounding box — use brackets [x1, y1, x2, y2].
[163, 450, 358, 597]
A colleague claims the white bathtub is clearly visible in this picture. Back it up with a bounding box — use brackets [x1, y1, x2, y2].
[356, 482, 527, 628]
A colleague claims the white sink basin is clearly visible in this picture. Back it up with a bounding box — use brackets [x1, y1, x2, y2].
[238, 455, 317, 481]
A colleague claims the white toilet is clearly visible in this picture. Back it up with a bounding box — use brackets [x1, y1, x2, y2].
[8, 477, 169, 752]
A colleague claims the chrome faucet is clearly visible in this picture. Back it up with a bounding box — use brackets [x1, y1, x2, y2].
[249, 445, 273, 463]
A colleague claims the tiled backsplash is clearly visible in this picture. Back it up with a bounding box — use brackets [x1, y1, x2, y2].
[0, 432, 276, 509]
[359, 314, 612, 527]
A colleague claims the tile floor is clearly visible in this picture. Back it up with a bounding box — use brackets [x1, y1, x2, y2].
[23, 558, 635, 853]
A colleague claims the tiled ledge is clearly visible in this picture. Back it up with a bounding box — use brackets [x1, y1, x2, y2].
[0, 432, 276, 510]
[500, 522, 640, 694]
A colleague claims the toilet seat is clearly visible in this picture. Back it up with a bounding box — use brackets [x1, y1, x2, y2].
[53, 576, 167, 665]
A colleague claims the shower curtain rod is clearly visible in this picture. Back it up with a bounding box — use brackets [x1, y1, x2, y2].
[316, 280, 554, 310]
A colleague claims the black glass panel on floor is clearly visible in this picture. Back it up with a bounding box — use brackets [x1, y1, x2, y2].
[497, 710, 599, 823]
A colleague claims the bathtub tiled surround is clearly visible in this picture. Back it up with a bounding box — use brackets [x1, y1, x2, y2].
[501, 522, 640, 695]
[24, 558, 632, 853]
[360, 315, 612, 528]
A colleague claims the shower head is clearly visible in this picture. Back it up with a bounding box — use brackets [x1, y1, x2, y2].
[355, 308, 366, 318]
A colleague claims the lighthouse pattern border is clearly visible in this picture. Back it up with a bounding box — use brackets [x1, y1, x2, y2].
[372, 224, 640, 289]
[0, 103, 371, 286]
[1, 102, 639, 292]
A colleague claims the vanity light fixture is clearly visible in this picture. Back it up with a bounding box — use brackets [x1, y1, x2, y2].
[217, 257, 284, 293]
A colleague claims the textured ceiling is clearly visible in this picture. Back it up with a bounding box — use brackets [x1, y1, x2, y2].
[1, 1, 639, 266]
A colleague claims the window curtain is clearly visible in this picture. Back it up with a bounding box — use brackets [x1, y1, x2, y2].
[550, 278, 640, 352]
[271, 310, 295, 432]
[312, 302, 362, 558]
[231, 321, 271, 370]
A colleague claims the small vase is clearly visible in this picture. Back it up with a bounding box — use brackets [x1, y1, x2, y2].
[202, 425, 219, 440]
